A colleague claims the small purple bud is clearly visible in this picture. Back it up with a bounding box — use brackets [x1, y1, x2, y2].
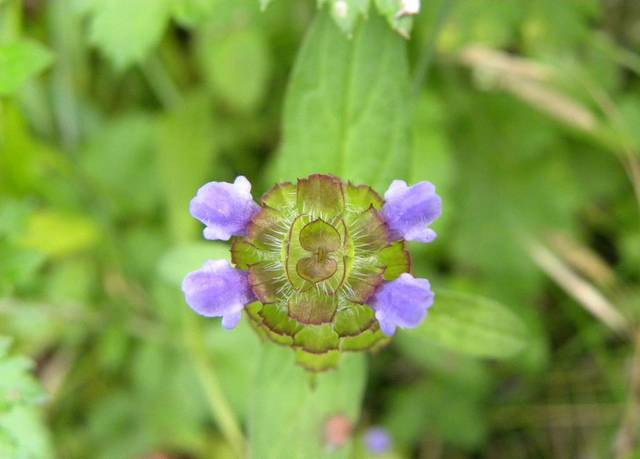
[182, 260, 255, 329]
[190, 176, 260, 241]
[364, 427, 392, 454]
[381, 180, 442, 243]
[369, 273, 434, 336]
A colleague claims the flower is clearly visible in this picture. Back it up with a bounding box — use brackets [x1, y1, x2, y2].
[189, 176, 260, 241]
[364, 427, 392, 454]
[183, 174, 441, 370]
[369, 273, 434, 336]
[182, 260, 255, 329]
[381, 179, 442, 243]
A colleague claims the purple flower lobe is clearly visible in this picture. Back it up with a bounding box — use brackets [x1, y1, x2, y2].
[369, 273, 434, 336]
[381, 180, 442, 243]
[182, 260, 255, 329]
[190, 176, 260, 241]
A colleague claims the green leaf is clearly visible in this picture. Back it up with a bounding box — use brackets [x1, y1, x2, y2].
[405, 290, 529, 359]
[0, 40, 53, 95]
[0, 244, 45, 297]
[171, 0, 221, 26]
[155, 94, 218, 242]
[269, 11, 411, 191]
[250, 345, 366, 459]
[0, 337, 46, 411]
[87, 0, 171, 69]
[410, 92, 453, 192]
[0, 338, 53, 459]
[0, 407, 54, 459]
[80, 113, 160, 217]
[261, 1, 415, 36]
[384, 380, 487, 450]
[372, 0, 415, 37]
[203, 321, 263, 421]
[319, 0, 369, 35]
[19, 210, 100, 258]
[197, 24, 271, 113]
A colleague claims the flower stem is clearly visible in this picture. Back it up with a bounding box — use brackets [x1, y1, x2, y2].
[140, 54, 183, 109]
[184, 314, 246, 458]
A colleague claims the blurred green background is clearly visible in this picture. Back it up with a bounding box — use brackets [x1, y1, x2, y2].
[1, 0, 640, 458]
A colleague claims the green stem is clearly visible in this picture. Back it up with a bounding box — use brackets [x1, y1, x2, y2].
[184, 314, 246, 458]
[48, 0, 83, 150]
[0, 0, 22, 43]
[411, 0, 453, 96]
[140, 54, 182, 109]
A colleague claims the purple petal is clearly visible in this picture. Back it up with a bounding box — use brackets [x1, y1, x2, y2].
[182, 260, 255, 328]
[190, 176, 260, 241]
[369, 273, 434, 336]
[364, 427, 392, 454]
[221, 310, 243, 329]
[381, 180, 442, 243]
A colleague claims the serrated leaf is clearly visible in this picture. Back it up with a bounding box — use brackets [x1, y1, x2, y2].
[0, 40, 53, 95]
[88, 0, 171, 69]
[250, 345, 366, 459]
[269, 11, 411, 191]
[406, 290, 529, 359]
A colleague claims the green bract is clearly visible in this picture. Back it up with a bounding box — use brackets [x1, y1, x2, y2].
[231, 174, 411, 371]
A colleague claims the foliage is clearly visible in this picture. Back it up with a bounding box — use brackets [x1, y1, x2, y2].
[0, 338, 53, 458]
[0, 40, 52, 95]
[1, 0, 639, 458]
[270, 12, 410, 190]
[250, 347, 366, 459]
[261, 0, 416, 36]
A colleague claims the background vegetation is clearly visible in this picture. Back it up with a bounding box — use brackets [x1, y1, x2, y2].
[1, 0, 640, 458]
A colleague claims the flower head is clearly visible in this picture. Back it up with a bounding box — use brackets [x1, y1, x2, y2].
[183, 174, 441, 370]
